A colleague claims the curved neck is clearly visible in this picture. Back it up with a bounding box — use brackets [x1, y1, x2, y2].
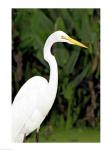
[43, 39, 58, 96]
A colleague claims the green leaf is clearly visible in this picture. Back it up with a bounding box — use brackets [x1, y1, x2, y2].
[55, 45, 69, 67]
[55, 17, 66, 31]
[66, 47, 80, 74]
[69, 63, 90, 88]
[63, 82, 74, 100]
[73, 63, 90, 86]
[62, 63, 90, 100]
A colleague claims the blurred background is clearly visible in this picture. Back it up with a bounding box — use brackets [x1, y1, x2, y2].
[12, 9, 100, 142]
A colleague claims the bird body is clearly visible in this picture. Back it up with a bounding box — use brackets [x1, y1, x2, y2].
[12, 77, 48, 142]
[12, 31, 87, 142]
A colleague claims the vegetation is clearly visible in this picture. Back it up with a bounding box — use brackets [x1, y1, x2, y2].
[12, 9, 100, 142]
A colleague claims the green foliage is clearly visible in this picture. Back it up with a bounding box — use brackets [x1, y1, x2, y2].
[12, 9, 100, 142]
[26, 127, 100, 142]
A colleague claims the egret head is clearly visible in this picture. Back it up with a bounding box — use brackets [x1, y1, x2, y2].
[51, 31, 88, 48]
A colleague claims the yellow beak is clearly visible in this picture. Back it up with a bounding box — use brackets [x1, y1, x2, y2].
[62, 36, 88, 48]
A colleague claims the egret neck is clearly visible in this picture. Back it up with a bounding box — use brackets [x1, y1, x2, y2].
[43, 37, 58, 100]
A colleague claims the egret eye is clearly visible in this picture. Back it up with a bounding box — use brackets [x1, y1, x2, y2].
[61, 35, 65, 39]
[61, 35, 68, 40]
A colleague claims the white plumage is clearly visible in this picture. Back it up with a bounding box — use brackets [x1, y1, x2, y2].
[12, 31, 87, 142]
[12, 77, 49, 142]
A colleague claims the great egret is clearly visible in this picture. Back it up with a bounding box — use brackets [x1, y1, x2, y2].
[12, 31, 87, 142]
